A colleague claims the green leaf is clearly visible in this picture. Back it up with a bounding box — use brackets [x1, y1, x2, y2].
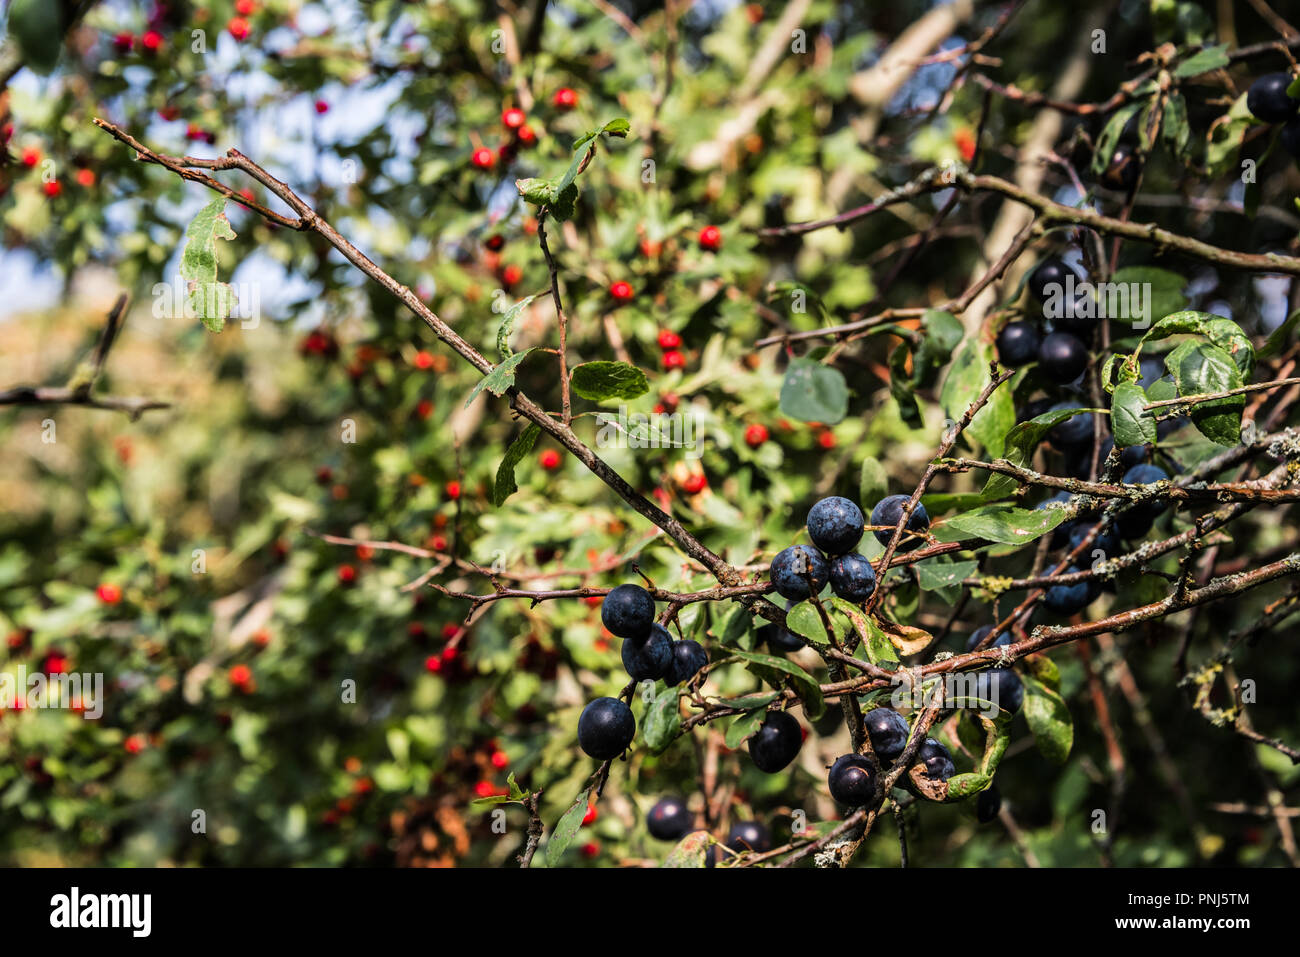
[544, 788, 592, 866]
[1022, 674, 1073, 764]
[7, 0, 63, 75]
[724, 706, 770, 749]
[464, 348, 536, 408]
[179, 197, 239, 332]
[1092, 101, 1143, 175]
[1111, 381, 1157, 448]
[1108, 266, 1187, 326]
[643, 685, 681, 754]
[1165, 340, 1244, 445]
[715, 692, 780, 711]
[492, 423, 542, 507]
[719, 605, 751, 647]
[662, 830, 711, 867]
[859, 457, 887, 509]
[1206, 92, 1254, 177]
[1173, 43, 1229, 77]
[1161, 93, 1190, 159]
[515, 177, 555, 206]
[934, 504, 1069, 545]
[733, 650, 824, 718]
[983, 406, 1084, 500]
[911, 309, 964, 388]
[779, 358, 848, 425]
[914, 559, 978, 592]
[496, 294, 539, 360]
[828, 600, 900, 668]
[1260, 309, 1300, 359]
[941, 338, 1013, 457]
[784, 601, 830, 647]
[570, 361, 649, 402]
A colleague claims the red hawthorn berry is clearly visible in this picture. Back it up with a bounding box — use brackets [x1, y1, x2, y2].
[441, 623, 460, 641]
[539, 449, 561, 471]
[424, 654, 442, 673]
[314, 99, 329, 114]
[407, 622, 427, 639]
[331, 483, 349, 501]
[579, 841, 600, 859]
[501, 264, 523, 286]
[553, 87, 578, 110]
[141, 30, 163, 52]
[228, 664, 252, 687]
[516, 125, 537, 147]
[44, 652, 68, 675]
[474, 780, 499, 798]
[583, 595, 602, 607]
[662, 350, 686, 370]
[416, 399, 433, 419]
[818, 431, 837, 449]
[413, 350, 435, 370]
[440, 646, 457, 664]
[745, 423, 769, 447]
[660, 392, 680, 412]
[593, 636, 609, 653]
[484, 233, 505, 251]
[490, 750, 509, 770]
[356, 544, 375, 562]
[235, 0, 257, 14]
[582, 804, 598, 825]
[228, 17, 250, 41]
[955, 127, 977, 163]
[353, 776, 374, 795]
[75, 168, 95, 188]
[6, 630, 30, 650]
[522, 217, 538, 235]
[431, 534, 448, 552]
[252, 628, 271, 648]
[315, 465, 333, 485]
[657, 329, 682, 349]
[159, 105, 180, 121]
[652, 404, 665, 414]
[445, 480, 461, 500]
[43, 181, 62, 198]
[337, 564, 357, 584]
[124, 734, 146, 754]
[502, 108, 526, 129]
[683, 473, 707, 494]
[640, 237, 663, 258]
[471, 146, 495, 169]
[112, 31, 135, 53]
[20, 147, 40, 168]
[698, 225, 722, 251]
[97, 583, 122, 605]
[345, 756, 363, 774]
[610, 281, 633, 301]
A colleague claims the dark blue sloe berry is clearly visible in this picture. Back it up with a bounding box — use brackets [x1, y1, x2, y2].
[806, 496, 865, 556]
[663, 638, 709, 686]
[1247, 72, 1299, 123]
[748, 710, 803, 773]
[828, 552, 877, 603]
[996, 320, 1041, 368]
[726, 820, 770, 853]
[870, 495, 930, 551]
[578, 697, 635, 760]
[770, 544, 830, 601]
[647, 796, 693, 841]
[916, 738, 956, 782]
[828, 754, 878, 807]
[601, 583, 655, 640]
[864, 707, 910, 764]
[621, 623, 673, 681]
[1038, 331, 1089, 382]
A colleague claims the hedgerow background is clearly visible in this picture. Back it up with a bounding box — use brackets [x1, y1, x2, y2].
[2, 0, 1299, 867]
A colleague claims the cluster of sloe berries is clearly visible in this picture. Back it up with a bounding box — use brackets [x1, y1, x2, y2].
[826, 707, 955, 807]
[576, 583, 710, 761]
[768, 494, 931, 604]
[996, 257, 1095, 382]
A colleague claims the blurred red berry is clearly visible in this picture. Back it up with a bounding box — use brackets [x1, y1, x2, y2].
[416, 399, 433, 419]
[579, 841, 600, 859]
[112, 32, 135, 53]
[425, 655, 442, 673]
[818, 431, 837, 449]
[441, 623, 460, 641]
[582, 803, 598, 825]
[315, 465, 333, 485]
[662, 350, 685, 370]
[471, 146, 495, 169]
[553, 88, 578, 110]
[610, 281, 633, 301]
[502, 108, 526, 129]
[955, 127, 977, 162]
[698, 225, 722, 251]
[413, 350, 435, 370]
[75, 168, 95, 188]
[657, 329, 682, 349]
[337, 564, 357, 584]
[141, 30, 163, 52]
[124, 734, 146, 754]
[228, 17, 250, 40]
[683, 473, 707, 494]
[356, 544, 375, 562]
[228, 664, 252, 687]
[745, 423, 769, 448]
[484, 234, 505, 252]
[516, 124, 536, 146]
[235, 0, 257, 13]
[502, 264, 523, 286]
[491, 750, 509, 770]
[539, 449, 561, 471]
[44, 652, 68, 675]
[43, 180, 62, 198]
[446, 480, 461, 500]
[96, 583, 122, 605]
[314, 99, 329, 114]
[20, 147, 40, 168]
